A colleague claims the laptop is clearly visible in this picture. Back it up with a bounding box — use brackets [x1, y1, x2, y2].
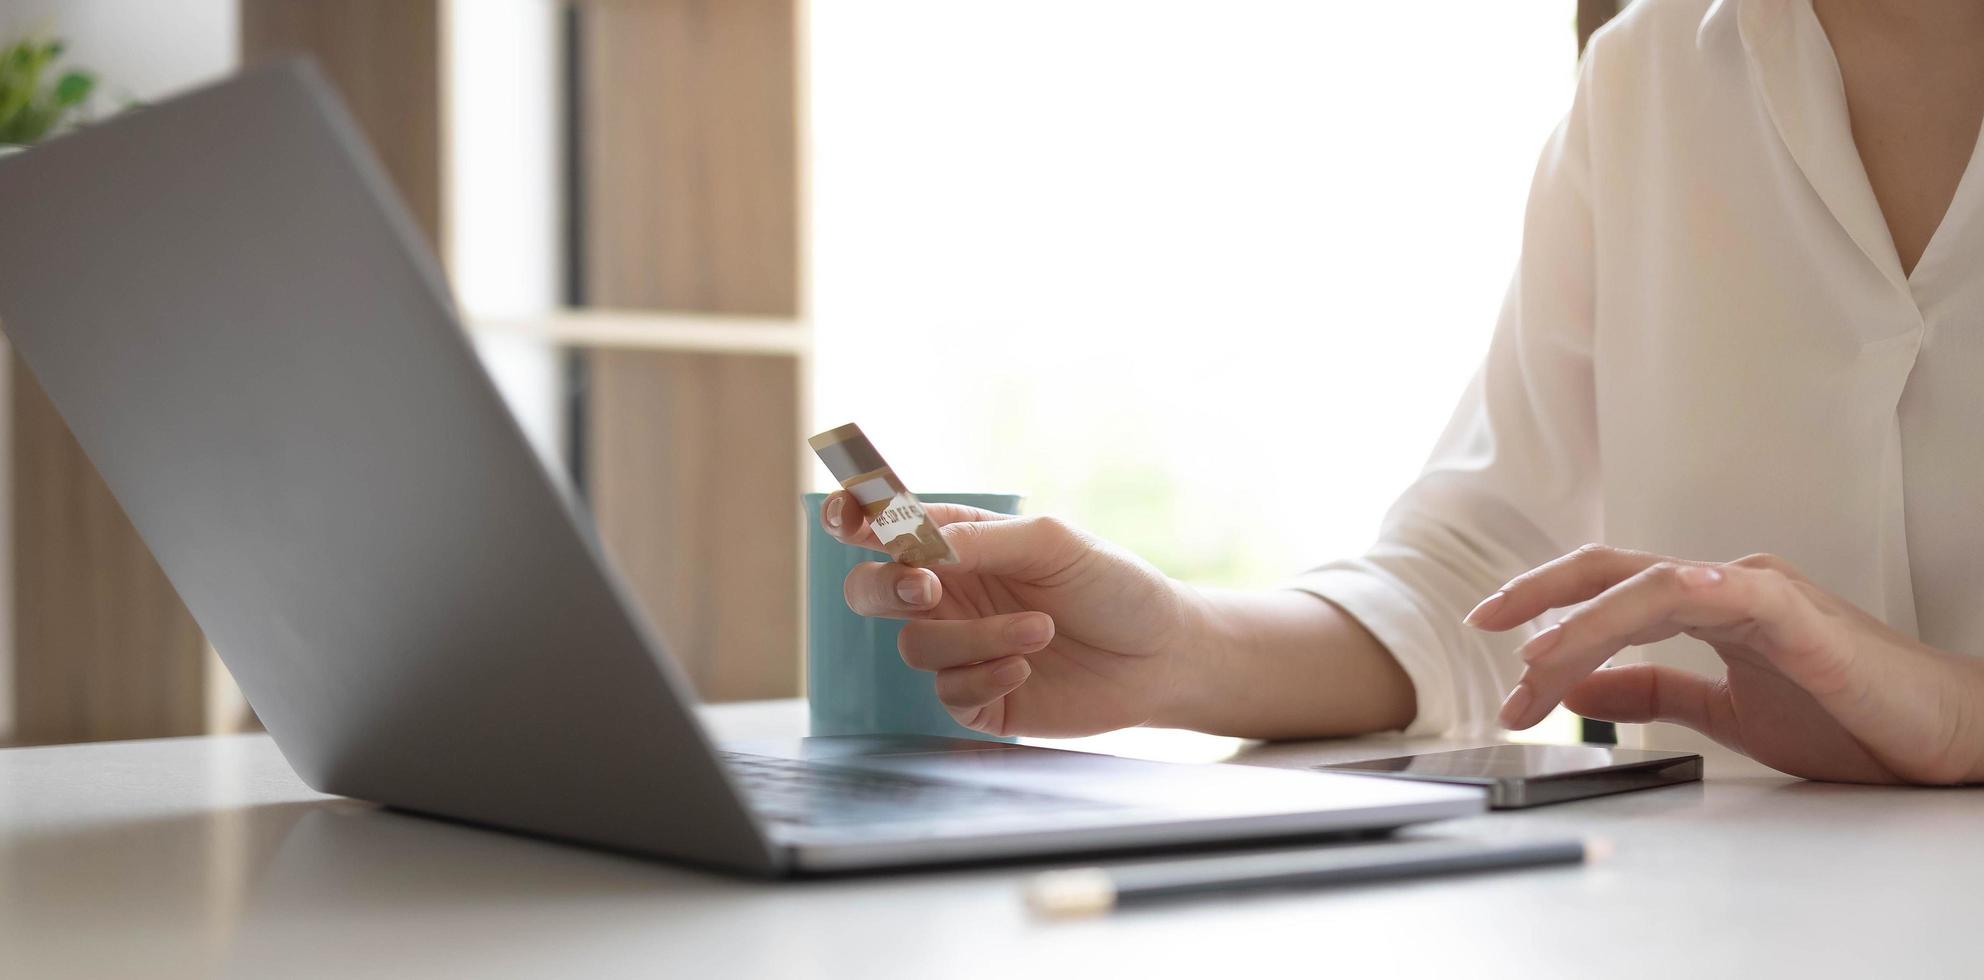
[0, 61, 1481, 875]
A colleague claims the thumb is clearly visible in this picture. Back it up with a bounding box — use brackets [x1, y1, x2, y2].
[1562, 663, 1741, 750]
[941, 515, 1088, 579]
[921, 502, 1019, 528]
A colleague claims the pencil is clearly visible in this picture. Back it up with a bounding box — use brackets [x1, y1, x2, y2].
[1026, 836, 1601, 918]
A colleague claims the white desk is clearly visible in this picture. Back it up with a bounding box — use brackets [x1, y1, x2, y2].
[3, 701, 1977, 979]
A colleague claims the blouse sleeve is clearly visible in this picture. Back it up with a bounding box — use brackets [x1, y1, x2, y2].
[1288, 51, 1603, 737]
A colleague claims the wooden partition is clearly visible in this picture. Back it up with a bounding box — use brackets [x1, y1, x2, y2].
[5, 0, 807, 744]
[576, 0, 808, 701]
[8, 370, 210, 744]
[238, 1, 445, 250]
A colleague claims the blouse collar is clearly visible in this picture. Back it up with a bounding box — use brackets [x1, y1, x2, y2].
[1722, 0, 1913, 296]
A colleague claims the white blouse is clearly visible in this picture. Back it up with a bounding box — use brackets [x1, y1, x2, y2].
[1291, 0, 1984, 744]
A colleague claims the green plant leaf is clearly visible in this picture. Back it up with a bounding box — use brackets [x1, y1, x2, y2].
[54, 71, 92, 106]
[0, 37, 111, 143]
[0, 103, 54, 144]
[0, 41, 46, 124]
[0, 99, 27, 143]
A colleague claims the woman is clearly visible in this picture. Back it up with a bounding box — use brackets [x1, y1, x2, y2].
[821, 0, 1984, 784]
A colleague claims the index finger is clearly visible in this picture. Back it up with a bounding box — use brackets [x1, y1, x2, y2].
[819, 490, 1016, 554]
[1500, 563, 1803, 730]
[1466, 544, 1703, 632]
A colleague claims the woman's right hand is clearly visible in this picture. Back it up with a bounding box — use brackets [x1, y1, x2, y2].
[821, 492, 1203, 737]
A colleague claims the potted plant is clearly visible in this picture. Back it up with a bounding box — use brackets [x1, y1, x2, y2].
[0, 38, 97, 157]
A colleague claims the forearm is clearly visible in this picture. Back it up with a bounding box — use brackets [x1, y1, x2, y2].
[1152, 587, 1416, 739]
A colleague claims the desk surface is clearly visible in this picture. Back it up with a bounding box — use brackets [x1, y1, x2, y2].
[3, 701, 1977, 979]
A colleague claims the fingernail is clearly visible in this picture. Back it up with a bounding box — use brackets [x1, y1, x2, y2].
[896, 575, 934, 607]
[1463, 591, 1507, 627]
[825, 494, 845, 529]
[1519, 624, 1565, 663]
[1008, 614, 1054, 649]
[1679, 565, 1724, 589]
[991, 658, 1031, 686]
[1498, 685, 1535, 729]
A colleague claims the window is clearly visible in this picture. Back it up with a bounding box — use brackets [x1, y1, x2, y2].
[810, 2, 1577, 587]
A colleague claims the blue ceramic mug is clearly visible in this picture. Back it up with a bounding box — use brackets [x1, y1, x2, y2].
[802, 492, 1021, 741]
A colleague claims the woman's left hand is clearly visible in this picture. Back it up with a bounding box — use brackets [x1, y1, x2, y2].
[1464, 545, 1984, 784]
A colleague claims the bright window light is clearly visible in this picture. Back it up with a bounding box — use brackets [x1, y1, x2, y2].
[810, 1, 1577, 590]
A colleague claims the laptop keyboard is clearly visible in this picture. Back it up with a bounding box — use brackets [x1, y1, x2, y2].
[720, 751, 1107, 827]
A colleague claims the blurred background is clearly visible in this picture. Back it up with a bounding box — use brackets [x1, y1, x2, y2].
[0, 0, 1612, 747]
[815, 2, 1568, 584]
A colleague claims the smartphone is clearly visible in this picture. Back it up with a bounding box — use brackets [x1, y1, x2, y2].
[1314, 745, 1702, 809]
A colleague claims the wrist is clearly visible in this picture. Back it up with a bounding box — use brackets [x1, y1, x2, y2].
[1144, 581, 1231, 731]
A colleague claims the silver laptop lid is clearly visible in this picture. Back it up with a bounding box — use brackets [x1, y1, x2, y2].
[0, 61, 776, 874]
